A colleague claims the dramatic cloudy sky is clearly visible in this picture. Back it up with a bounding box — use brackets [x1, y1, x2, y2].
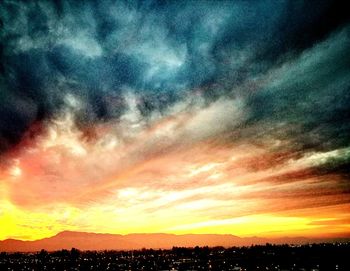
[0, 0, 349, 241]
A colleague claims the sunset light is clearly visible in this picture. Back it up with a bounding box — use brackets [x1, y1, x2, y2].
[0, 0, 349, 249]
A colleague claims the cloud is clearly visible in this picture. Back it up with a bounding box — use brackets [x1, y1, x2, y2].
[1, 0, 349, 151]
[0, 1, 349, 239]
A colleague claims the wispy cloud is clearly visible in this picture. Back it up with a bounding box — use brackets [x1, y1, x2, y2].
[0, 1, 349, 240]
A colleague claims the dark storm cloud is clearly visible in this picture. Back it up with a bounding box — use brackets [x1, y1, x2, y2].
[247, 26, 350, 151]
[0, 0, 349, 153]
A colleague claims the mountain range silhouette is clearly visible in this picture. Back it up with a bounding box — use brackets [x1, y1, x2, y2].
[1, 231, 349, 252]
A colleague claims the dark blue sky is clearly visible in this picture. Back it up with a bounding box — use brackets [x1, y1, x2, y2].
[0, 0, 349, 157]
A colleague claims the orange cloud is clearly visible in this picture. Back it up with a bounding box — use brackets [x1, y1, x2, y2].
[0, 94, 349, 241]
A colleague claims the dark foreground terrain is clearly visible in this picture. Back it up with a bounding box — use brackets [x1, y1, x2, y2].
[1, 243, 349, 271]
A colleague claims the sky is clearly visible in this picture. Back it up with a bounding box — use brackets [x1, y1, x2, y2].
[0, 0, 349, 241]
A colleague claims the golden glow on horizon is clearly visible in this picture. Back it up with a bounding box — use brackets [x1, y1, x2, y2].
[0, 96, 349, 241]
[1, 198, 350, 241]
[1, 184, 350, 241]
